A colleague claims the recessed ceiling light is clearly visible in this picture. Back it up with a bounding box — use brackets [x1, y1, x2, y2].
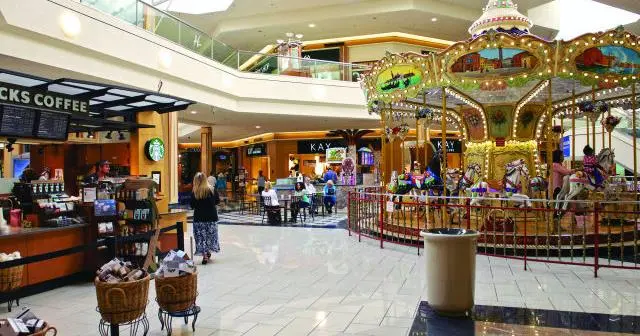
[255, 125, 261, 129]
[190, 111, 197, 114]
[431, 17, 438, 22]
[308, 23, 316, 28]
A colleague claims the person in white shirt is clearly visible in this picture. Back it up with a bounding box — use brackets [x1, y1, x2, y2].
[303, 177, 316, 194]
[261, 181, 281, 224]
[207, 171, 217, 192]
[303, 177, 318, 214]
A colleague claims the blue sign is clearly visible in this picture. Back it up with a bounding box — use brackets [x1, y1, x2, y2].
[562, 136, 571, 158]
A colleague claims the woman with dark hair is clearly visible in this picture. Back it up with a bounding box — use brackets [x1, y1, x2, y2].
[552, 149, 573, 199]
[290, 182, 310, 222]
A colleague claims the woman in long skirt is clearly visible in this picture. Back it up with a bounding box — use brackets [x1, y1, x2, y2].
[190, 172, 220, 264]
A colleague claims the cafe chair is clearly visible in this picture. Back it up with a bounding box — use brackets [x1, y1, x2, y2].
[312, 193, 325, 217]
[239, 192, 256, 215]
[291, 196, 313, 223]
[260, 196, 270, 224]
[261, 196, 281, 225]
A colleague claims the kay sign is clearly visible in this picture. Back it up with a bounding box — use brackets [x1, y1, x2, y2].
[297, 139, 347, 154]
[0, 82, 89, 114]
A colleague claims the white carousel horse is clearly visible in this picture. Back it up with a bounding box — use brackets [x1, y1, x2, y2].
[501, 159, 532, 208]
[458, 163, 489, 206]
[555, 148, 616, 213]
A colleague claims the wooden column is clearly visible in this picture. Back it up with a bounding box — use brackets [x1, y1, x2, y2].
[200, 126, 212, 177]
[169, 112, 179, 205]
[130, 111, 171, 212]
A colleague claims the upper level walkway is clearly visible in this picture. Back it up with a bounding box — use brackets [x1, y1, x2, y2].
[0, 0, 371, 121]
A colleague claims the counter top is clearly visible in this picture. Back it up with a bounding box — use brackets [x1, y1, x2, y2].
[0, 223, 88, 239]
[159, 209, 188, 216]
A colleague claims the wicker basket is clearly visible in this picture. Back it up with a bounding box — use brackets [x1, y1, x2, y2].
[31, 322, 57, 336]
[0, 265, 24, 292]
[155, 271, 197, 312]
[95, 275, 150, 325]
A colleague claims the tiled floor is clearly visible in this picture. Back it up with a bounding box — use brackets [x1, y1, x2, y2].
[217, 210, 347, 229]
[2, 225, 640, 335]
[410, 302, 640, 335]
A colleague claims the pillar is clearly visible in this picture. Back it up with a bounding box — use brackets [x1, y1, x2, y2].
[169, 113, 179, 205]
[200, 126, 212, 177]
[130, 111, 171, 212]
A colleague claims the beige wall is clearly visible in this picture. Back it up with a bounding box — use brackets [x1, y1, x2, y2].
[349, 42, 437, 63]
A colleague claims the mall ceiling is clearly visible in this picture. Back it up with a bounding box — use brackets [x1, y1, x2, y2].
[177, 105, 380, 143]
[170, 0, 640, 51]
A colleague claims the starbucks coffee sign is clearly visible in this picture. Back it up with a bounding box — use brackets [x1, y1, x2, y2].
[145, 137, 165, 161]
[0, 81, 89, 114]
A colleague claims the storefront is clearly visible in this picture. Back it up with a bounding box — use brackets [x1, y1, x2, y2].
[0, 68, 193, 294]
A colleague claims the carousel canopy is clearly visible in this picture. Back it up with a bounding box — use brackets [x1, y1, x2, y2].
[361, 0, 640, 144]
[469, 0, 533, 37]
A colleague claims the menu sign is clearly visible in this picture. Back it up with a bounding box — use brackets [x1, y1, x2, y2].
[0, 105, 36, 137]
[37, 111, 69, 140]
[0, 105, 70, 140]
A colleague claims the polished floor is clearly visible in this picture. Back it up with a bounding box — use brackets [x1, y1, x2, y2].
[1, 225, 640, 335]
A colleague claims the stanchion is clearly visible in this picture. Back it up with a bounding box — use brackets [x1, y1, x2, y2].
[524, 205, 528, 271]
[379, 195, 384, 249]
[594, 202, 600, 278]
[348, 191, 352, 237]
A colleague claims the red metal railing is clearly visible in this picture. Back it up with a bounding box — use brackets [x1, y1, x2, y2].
[347, 189, 640, 277]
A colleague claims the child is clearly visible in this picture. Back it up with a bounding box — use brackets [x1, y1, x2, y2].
[582, 145, 604, 187]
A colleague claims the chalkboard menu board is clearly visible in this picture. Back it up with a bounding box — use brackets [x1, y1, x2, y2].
[0, 105, 70, 140]
[0, 105, 37, 137]
[37, 111, 69, 140]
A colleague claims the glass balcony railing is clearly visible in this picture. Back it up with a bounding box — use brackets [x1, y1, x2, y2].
[235, 51, 370, 82]
[77, 0, 368, 81]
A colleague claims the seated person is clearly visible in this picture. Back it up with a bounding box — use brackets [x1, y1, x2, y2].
[582, 145, 605, 187]
[323, 180, 337, 214]
[304, 177, 318, 213]
[290, 182, 311, 222]
[261, 182, 281, 225]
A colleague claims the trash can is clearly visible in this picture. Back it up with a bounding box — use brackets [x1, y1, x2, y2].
[420, 228, 479, 315]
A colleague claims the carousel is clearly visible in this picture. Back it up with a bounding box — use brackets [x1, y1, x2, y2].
[356, 0, 640, 252]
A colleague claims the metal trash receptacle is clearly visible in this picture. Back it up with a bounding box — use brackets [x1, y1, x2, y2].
[420, 228, 479, 315]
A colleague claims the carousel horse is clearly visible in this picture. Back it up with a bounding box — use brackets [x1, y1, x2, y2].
[445, 168, 463, 196]
[458, 163, 489, 206]
[555, 148, 616, 214]
[423, 150, 445, 196]
[500, 159, 532, 208]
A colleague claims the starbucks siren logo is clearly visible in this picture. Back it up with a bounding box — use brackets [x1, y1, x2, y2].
[145, 137, 165, 161]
